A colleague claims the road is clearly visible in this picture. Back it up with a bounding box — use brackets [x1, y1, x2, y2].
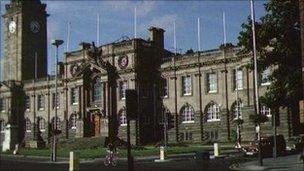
[0, 154, 254, 171]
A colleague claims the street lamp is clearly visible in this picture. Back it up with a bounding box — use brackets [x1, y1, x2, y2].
[250, 0, 263, 166]
[51, 39, 64, 162]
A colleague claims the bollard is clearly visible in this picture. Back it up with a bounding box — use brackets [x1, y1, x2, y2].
[69, 151, 79, 171]
[160, 146, 165, 161]
[214, 143, 220, 157]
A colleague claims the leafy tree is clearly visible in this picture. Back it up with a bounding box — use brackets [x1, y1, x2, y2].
[238, 0, 301, 124]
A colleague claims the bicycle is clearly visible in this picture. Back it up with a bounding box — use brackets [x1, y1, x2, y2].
[104, 150, 117, 167]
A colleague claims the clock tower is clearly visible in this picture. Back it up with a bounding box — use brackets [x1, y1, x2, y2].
[2, 0, 48, 81]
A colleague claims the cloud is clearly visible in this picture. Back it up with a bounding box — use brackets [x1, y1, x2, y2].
[136, 1, 156, 18]
[147, 14, 180, 34]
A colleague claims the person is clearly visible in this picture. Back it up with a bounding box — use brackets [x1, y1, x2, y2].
[105, 143, 117, 166]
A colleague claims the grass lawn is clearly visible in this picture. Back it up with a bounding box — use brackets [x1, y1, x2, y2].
[1, 144, 235, 159]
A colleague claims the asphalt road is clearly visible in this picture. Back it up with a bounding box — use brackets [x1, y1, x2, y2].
[0, 154, 254, 171]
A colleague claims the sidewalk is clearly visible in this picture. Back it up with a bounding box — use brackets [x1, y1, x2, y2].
[230, 154, 304, 171]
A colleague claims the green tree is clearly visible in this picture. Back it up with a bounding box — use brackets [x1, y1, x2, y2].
[238, 1, 301, 127]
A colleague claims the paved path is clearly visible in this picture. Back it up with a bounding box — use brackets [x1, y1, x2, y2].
[231, 154, 304, 171]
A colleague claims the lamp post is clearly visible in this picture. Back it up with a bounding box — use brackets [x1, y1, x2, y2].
[51, 39, 64, 162]
[250, 0, 263, 166]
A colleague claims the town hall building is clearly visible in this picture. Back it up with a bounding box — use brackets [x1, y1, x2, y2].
[0, 0, 299, 149]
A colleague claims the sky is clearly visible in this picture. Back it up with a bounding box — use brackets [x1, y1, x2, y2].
[0, 0, 266, 76]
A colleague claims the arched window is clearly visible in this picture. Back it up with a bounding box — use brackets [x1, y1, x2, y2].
[93, 78, 103, 102]
[38, 117, 46, 132]
[119, 109, 127, 126]
[260, 106, 271, 117]
[206, 102, 220, 122]
[25, 118, 32, 132]
[69, 114, 77, 129]
[231, 100, 243, 120]
[0, 120, 6, 132]
[52, 117, 61, 130]
[180, 104, 195, 123]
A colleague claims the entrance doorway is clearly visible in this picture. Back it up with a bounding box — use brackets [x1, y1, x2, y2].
[93, 114, 101, 136]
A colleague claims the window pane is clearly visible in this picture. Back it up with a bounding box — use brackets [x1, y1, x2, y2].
[119, 81, 127, 100]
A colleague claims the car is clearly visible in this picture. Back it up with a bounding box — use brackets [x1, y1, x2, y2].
[286, 136, 304, 152]
[242, 135, 286, 157]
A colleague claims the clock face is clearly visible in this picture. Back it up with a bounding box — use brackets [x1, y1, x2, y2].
[30, 21, 40, 34]
[9, 21, 16, 33]
[118, 55, 128, 69]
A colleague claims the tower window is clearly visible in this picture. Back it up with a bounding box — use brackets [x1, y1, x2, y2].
[25, 118, 31, 132]
[38, 118, 46, 132]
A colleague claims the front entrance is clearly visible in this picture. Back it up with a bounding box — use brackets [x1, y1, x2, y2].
[93, 114, 101, 136]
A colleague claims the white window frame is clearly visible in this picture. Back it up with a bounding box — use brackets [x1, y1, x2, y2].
[52, 93, 60, 109]
[120, 110, 127, 126]
[0, 120, 6, 132]
[71, 88, 79, 105]
[26, 118, 32, 132]
[260, 106, 271, 117]
[235, 69, 243, 90]
[207, 104, 220, 122]
[182, 75, 192, 96]
[233, 101, 243, 120]
[261, 68, 271, 86]
[208, 73, 217, 93]
[39, 118, 46, 132]
[52, 117, 61, 130]
[25, 96, 30, 112]
[162, 78, 169, 98]
[38, 95, 45, 111]
[70, 114, 77, 129]
[182, 105, 195, 123]
[0, 98, 6, 113]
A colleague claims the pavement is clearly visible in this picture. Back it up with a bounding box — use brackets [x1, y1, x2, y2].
[230, 154, 304, 171]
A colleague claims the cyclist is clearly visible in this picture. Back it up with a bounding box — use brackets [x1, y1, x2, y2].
[104, 143, 117, 166]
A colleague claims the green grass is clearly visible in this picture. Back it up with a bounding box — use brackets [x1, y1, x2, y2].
[1, 137, 238, 159]
[1, 144, 235, 159]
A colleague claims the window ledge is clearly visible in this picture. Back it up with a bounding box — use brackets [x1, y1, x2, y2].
[208, 91, 217, 94]
[120, 124, 127, 127]
[71, 127, 76, 130]
[261, 82, 271, 86]
[38, 108, 45, 111]
[207, 119, 220, 122]
[182, 93, 192, 96]
[182, 121, 195, 124]
[40, 129, 46, 132]
[72, 103, 79, 106]
[26, 130, 32, 133]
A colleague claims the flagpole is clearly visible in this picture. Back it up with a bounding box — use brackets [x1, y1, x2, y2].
[250, 0, 263, 166]
[197, 17, 204, 141]
[97, 13, 100, 45]
[223, 12, 227, 45]
[66, 22, 71, 52]
[223, 11, 231, 141]
[173, 20, 178, 142]
[134, 7, 137, 38]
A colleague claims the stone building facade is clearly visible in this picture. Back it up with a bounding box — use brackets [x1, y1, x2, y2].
[0, 0, 296, 149]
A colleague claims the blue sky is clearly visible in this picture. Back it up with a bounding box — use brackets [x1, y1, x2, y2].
[0, 0, 266, 75]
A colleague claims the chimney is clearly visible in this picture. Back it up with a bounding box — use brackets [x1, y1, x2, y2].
[148, 27, 165, 50]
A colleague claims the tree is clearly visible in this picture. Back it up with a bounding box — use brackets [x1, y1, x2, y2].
[238, 0, 301, 126]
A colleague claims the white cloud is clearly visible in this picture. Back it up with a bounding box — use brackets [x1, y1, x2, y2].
[136, 1, 156, 17]
[147, 14, 180, 34]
